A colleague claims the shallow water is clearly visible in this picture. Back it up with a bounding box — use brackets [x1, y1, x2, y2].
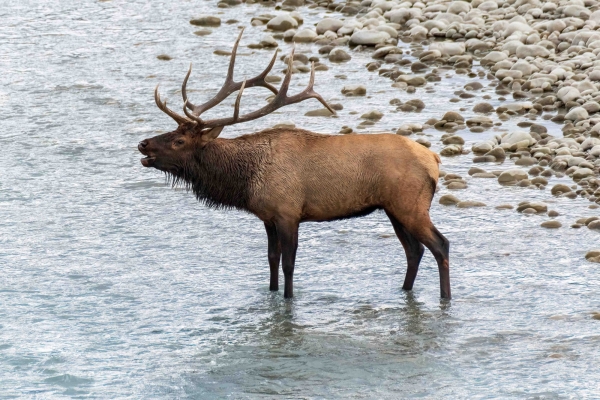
[1, 1, 600, 398]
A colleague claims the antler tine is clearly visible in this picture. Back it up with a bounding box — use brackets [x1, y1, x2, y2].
[182, 63, 194, 110]
[277, 46, 296, 99]
[225, 28, 245, 85]
[183, 99, 201, 124]
[233, 79, 247, 121]
[155, 85, 192, 125]
[245, 48, 279, 95]
[288, 62, 336, 115]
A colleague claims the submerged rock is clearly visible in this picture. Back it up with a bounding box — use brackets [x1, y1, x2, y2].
[439, 194, 460, 205]
[457, 201, 486, 208]
[341, 85, 366, 96]
[541, 220, 562, 229]
[586, 250, 600, 263]
[498, 169, 528, 184]
[190, 15, 221, 27]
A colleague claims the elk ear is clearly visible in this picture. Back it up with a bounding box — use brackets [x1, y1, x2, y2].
[201, 126, 224, 141]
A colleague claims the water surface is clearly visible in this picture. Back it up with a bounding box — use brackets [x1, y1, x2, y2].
[1, 1, 599, 398]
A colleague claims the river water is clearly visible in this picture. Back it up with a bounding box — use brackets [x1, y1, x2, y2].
[2, 0, 600, 398]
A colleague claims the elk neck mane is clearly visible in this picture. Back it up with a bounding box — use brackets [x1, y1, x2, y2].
[178, 130, 274, 211]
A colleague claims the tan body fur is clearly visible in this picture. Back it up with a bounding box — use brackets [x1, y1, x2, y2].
[243, 129, 440, 228]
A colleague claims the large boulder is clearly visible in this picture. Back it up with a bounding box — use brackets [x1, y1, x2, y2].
[350, 30, 390, 45]
[190, 15, 221, 27]
[586, 250, 600, 263]
[447, 1, 471, 14]
[293, 28, 317, 43]
[564, 107, 589, 121]
[316, 18, 343, 34]
[341, 85, 366, 96]
[557, 87, 581, 103]
[498, 169, 528, 184]
[429, 42, 466, 56]
[501, 131, 535, 147]
[267, 15, 299, 31]
[329, 48, 351, 62]
[515, 45, 551, 58]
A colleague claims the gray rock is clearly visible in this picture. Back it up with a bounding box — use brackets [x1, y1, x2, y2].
[515, 45, 550, 58]
[485, 147, 506, 159]
[441, 111, 464, 122]
[557, 87, 581, 103]
[316, 18, 343, 34]
[267, 15, 299, 31]
[472, 172, 496, 178]
[350, 30, 390, 46]
[442, 136, 465, 145]
[481, 51, 508, 65]
[586, 250, 600, 262]
[341, 85, 366, 96]
[305, 108, 334, 117]
[440, 144, 463, 156]
[429, 42, 465, 56]
[447, 181, 468, 189]
[468, 167, 486, 176]
[473, 102, 495, 113]
[498, 169, 528, 184]
[573, 168, 594, 181]
[472, 141, 494, 154]
[293, 29, 317, 43]
[415, 138, 431, 147]
[501, 131, 534, 147]
[361, 110, 383, 121]
[329, 48, 351, 62]
[517, 202, 547, 213]
[541, 220, 562, 229]
[564, 107, 589, 121]
[447, 1, 471, 14]
[457, 201, 486, 208]
[439, 194, 460, 205]
[190, 15, 221, 27]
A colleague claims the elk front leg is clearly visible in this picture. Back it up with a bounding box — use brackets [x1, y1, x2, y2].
[275, 219, 299, 299]
[264, 221, 281, 291]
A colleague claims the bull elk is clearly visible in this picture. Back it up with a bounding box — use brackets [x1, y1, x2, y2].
[138, 30, 451, 299]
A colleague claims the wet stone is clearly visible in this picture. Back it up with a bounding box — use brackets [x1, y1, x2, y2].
[190, 15, 221, 27]
[541, 220, 562, 229]
[457, 201, 486, 208]
[439, 194, 460, 205]
[447, 181, 468, 190]
[341, 85, 366, 96]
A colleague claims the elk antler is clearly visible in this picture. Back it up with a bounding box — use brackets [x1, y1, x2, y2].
[155, 85, 194, 125]
[182, 28, 279, 121]
[187, 46, 336, 129]
[155, 29, 335, 128]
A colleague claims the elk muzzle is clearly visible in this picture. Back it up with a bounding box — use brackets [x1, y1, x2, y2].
[138, 140, 156, 167]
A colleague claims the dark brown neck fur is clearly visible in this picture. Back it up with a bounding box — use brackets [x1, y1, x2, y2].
[184, 134, 270, 211]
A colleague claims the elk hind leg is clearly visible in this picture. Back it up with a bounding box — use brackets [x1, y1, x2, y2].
[385, 211, 425, 291]
[264, 222, 281, 291]
[275, 219, 299, 299]
[387, 210, 451, 299]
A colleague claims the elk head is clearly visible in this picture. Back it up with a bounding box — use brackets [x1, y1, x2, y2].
[138, 28, 335, 175]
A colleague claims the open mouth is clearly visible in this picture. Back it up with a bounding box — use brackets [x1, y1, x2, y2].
[140, 156, 156, 167]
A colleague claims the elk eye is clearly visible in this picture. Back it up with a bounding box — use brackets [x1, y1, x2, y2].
[175, 139, 185, 145]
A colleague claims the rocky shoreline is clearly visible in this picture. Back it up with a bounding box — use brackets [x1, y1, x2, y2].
[187, 0, 600, 260]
